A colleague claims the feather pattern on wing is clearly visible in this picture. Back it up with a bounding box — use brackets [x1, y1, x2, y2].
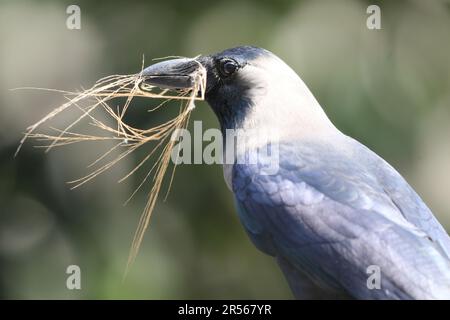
[232, 138, 450, 299]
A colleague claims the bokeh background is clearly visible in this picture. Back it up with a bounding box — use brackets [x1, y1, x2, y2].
[1, 0, 450, 299]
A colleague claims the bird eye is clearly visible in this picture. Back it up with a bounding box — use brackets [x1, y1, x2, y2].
[219, 59, 239, 77]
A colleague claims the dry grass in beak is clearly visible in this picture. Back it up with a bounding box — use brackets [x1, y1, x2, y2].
[15, 57, 207, 277]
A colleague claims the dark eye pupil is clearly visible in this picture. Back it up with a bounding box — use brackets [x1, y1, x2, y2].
[221, 60, 237, 75]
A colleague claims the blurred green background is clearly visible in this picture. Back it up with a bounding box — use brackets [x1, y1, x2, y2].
[1, 0, 450, 299]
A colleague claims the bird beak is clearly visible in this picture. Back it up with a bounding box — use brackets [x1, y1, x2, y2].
[140, 58, 202, 90]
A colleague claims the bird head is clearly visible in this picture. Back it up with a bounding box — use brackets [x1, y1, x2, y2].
[141, 46, 334, 136]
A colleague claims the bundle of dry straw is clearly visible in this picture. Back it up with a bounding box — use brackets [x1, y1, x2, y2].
[15, 57, 207, 276]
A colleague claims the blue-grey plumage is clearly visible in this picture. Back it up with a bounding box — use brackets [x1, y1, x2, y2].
[234, 140, 450, 299]
[141, 46, 450, 299]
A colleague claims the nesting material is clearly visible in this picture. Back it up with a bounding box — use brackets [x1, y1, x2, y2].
[15, 57, 207, 276]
